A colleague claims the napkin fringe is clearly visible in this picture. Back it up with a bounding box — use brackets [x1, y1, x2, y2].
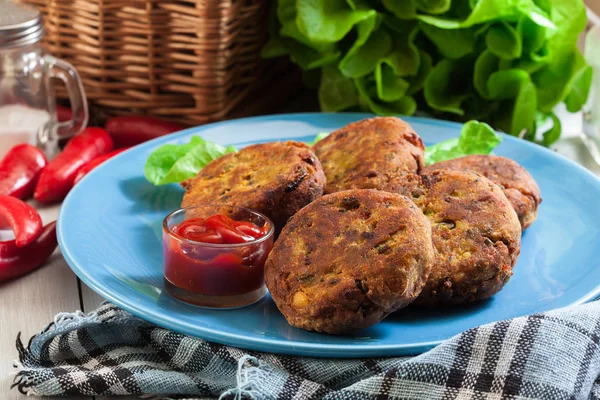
[11, 357, 40, 397]
[219, 355, 274, 400]
[11, 310, 100, 396]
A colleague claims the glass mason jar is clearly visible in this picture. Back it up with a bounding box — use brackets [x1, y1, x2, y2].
[0, 1, 88, 158]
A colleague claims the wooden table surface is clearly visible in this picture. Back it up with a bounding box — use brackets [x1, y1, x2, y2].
[1, 110, 599, 399]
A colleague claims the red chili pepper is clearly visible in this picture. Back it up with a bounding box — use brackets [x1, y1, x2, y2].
[56, 105, 72, 123]
[105, 116, 186, 148]
[0, 221, 57, 282]
[34, 127, 113, 204]
[0, 195, 42, 247]
[73, 148, 129, 185]
[0, 144, 47, 200]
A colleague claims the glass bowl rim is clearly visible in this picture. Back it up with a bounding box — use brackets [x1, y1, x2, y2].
[163, 204, 275, 248]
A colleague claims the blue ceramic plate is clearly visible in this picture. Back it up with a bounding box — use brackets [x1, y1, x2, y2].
[59, 113, 600, 358]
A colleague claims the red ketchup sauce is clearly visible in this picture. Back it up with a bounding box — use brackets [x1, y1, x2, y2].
[163, 214, 273, 305]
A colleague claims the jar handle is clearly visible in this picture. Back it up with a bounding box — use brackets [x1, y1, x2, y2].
[44, 55, 88, 139]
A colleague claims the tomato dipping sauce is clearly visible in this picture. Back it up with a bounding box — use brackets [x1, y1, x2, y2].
[163, 206, 274, 308]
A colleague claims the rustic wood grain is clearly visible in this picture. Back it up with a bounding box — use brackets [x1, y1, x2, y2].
[0, 204, 88, 400]
[80, 283, 106, 312]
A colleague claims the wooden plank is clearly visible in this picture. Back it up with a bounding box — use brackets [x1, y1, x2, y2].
[80, 282, 107, 311]
[0, 204, 88, 400]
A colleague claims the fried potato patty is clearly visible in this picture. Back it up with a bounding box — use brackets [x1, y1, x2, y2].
[396, 170, 522, 307]
[313, 117, 424, 194]
[422, 155, 541, 229]
[181, 141, 326, 230]
[265, 189, 434, 334]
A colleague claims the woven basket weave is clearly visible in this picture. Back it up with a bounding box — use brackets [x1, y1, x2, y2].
[19, 0, 298, 125]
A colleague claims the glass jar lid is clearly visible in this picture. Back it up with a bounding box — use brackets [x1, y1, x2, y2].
[0, 1, 43, 48]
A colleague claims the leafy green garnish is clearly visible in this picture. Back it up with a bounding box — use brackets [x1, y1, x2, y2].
[144, 136, 237, 185]
[319, 67, 359, 111]
[541, 112, 562, 146]
[424, 120, 502, 165]
[262, 0, 592, 145]
[307, 132, 331, 145]
[145, 119, 504, 186]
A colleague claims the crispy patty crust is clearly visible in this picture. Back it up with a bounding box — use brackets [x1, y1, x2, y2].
[181, 141, 326, 230]
[422, 155, 541, 229]
[396, 170, 522, 307]
[265, 189, 434, 334]
[313, 117, 424, 194]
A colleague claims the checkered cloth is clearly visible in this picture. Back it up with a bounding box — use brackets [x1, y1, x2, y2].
[12, 301, 600, 399]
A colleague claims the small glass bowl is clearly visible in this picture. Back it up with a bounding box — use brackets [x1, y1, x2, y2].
[162, 205, 274, 309]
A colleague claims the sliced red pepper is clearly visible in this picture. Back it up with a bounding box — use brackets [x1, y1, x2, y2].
[34, 127, 114, 204]
[73, 148, 129, 185]
[0, 221, 57, 282]
[105, 116, 186, 148]
[0, 195, 42, 247]
[0, 144, 47, 200]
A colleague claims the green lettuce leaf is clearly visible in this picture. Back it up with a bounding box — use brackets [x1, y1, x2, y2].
[486, 69, 537, 135]
[144, 137, 237, 185]
[380, 18, 421, 77]
[296, 0, 376, 43]
[485, 22, 522, 59]
[375, 63, 410, 101]
[518, 15, 546, 56]
[541, 112, 561, 146]
[473, 50, 499, 99]
[268, 1, 342, 69]
[564, 65, 593, 112]
[487, 69, 530, 99]
[414, 0, 452, 14]
[420, 23, 477, 59]
[307, 132, 331, 145]
[406, 50, 433, 95]
[424, 120, 503, 165]
[263, 0, 592, 147]
[532, 0, 588, 111]
[319, 66, 359, 111]
[424, 59, 473, 115]
[340, 26, 393, 78]
[356, 76, 417, 115]
[418, 0, 554, 29]
[382, 0, 417, 19]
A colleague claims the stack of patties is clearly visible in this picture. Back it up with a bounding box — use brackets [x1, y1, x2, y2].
[265, 117, 537, 334]
[181, 116, 541, 334]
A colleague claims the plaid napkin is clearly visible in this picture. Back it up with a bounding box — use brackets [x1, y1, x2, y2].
[12, 301, 600, 399]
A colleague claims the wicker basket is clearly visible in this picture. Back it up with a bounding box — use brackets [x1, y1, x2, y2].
[19, 0, 299, 125]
